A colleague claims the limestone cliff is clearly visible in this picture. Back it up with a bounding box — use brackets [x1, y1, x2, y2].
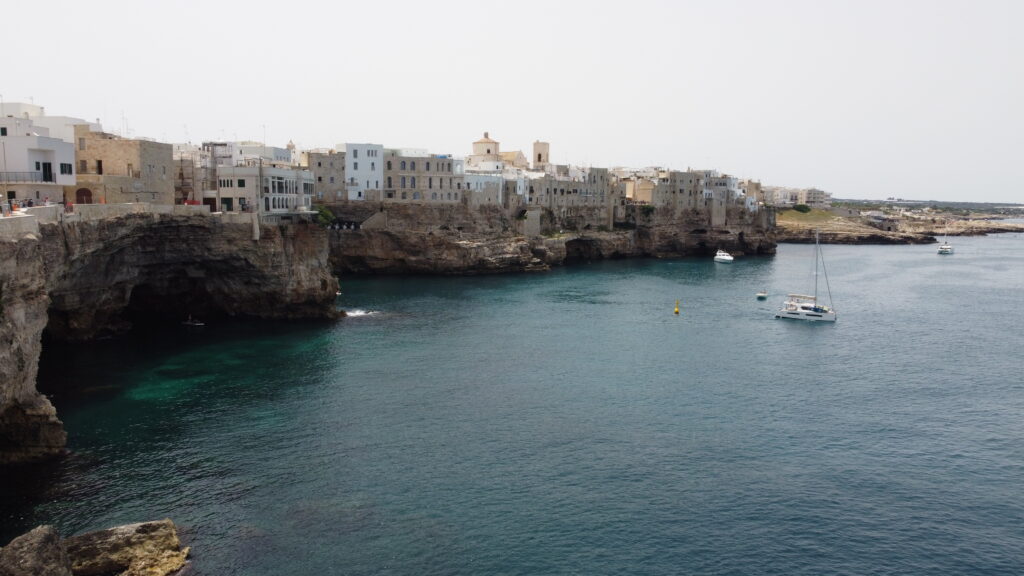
[0, 231, 66, 464]
[0, 213, 339, 463]
[326, 202, 776, 275]
[41, 213, 340, 341]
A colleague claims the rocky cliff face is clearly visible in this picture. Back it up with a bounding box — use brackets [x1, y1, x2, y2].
[0, 213, 339, 463]
[327, 203, 775, 275]
[0, 231, 66, 464]
[41, 214, 339, 341]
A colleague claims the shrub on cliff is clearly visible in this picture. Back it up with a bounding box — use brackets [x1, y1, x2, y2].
[793, 204, 811, 213]
[314, 205, 334, 227]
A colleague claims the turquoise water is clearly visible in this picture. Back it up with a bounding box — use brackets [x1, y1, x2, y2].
[4, 234, 1024, 575]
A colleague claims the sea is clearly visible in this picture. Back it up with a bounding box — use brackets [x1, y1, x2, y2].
[3, 233, 1023, 575]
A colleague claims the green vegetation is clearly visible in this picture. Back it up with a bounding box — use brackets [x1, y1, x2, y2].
[793, 204, 811, 213]
[776, 207, 839, 224]
[641, 205, 656, 216]
[314, 205, 334, 227]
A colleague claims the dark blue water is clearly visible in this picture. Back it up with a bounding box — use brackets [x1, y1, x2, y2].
[5, 234, 1024, 575]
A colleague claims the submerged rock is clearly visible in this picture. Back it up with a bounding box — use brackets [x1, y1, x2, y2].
[0, 525, 73, 576]
[63, 519, 188, 576]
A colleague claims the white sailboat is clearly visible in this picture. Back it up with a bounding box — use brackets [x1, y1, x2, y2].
[938, 221, 954, 254]
[775, 231, 837, 322]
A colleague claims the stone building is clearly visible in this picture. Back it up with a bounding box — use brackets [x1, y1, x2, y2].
[382, 149, 464, 203]
[70, 124, 174, 205]
[307, 149, 346, 202]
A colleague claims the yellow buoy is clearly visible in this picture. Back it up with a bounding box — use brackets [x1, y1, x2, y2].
[674, 300, 680, 315]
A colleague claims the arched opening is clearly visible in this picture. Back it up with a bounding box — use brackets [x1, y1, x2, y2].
[75, 188, 93, 204]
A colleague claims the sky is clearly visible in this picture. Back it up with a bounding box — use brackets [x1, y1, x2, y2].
[3, 0, 1022, 203]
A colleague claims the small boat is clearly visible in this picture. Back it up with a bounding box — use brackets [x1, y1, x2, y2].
[756, 290, 768, 300]
[182, 315, 205, 327]
[714, 249, 734, 263]
[776, 231, 837, 322]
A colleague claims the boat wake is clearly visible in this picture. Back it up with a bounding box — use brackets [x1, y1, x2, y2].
[344, 309, 379, 318]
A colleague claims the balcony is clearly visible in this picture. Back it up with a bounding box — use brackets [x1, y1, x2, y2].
[0, 171, 56, 184]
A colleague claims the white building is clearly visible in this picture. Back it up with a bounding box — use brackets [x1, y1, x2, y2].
[205, 163, 314, 214]
[344, 143, 383, 200]
[1, 113, 76, 205]
[0, 102, 102, 144]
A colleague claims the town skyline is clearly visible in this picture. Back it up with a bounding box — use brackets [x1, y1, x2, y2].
[4, 0, 1021, 203]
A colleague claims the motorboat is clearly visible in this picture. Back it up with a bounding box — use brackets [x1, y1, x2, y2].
[756, 290, 768, 300]
[776, 231, 837, 322]
[714, 249, 734, 263]
[182, 315, 205, 327]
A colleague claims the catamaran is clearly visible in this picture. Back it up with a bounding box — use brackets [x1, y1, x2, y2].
[776, 231, 837, 322]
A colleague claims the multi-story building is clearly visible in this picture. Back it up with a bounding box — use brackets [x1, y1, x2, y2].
[307, 149, 346, 202]
[172, 143, 215, 205]
[0, 113, 76, 206]
[209, 162, 314, 213]
[382, 149, 464, 203]
[344, 143, 383, 200]
[70, 124, 174, 205]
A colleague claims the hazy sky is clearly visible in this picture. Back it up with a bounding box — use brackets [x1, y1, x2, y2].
[4, 0, 1021, 202]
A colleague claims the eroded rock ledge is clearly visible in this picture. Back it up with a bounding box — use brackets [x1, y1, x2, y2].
[0, 519, 188, 576]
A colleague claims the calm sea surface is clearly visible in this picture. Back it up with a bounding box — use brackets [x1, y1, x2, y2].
[4, 234, 1024, 575]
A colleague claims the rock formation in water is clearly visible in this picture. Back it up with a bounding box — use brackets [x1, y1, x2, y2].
[0, 519, 188, 576]
[0, 213, 339, 463]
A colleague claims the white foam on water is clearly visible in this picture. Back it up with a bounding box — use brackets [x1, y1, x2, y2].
[344, 309, 378, 317]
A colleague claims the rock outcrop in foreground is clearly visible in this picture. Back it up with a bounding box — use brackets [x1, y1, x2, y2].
[0, 520, 187, 576]
[0, 212, 339, 463]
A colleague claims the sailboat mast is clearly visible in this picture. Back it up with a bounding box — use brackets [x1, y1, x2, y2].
[814, 230, 820, 300]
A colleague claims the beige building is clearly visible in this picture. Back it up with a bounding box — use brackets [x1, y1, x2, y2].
[69, 124, 174, 204]
[382, 151, 464, 203]
[308, 150, 346, 202]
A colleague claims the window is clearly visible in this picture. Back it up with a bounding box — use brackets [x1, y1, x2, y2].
[387, 161, 392, 170]
[0, 127, 6, 136]
[428, 177, 433, 189]
[353, 149, 358, 159]
[318, 176, 322, 182]
[387, 176, 392, 188]
[426, 162, 431, 171]
[410, 161, 416, 170]
[60, 163, 73, 175]
[400, 161, 406, 170]
[317, 161, 322, 167]
[410, 176, 416, 188]
[35, 161, 41, 170]
[354, 162, 358, 170]
[329, 177, 335, 184]
[401, 176, 406, 189]
[371, 162, 375, 171]
[238, 179, 245, 188]
[96, 160, 103, 175]
[79, 138, 85, 150]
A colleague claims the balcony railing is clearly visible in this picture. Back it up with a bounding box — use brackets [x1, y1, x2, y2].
[0, 171, 56, 183]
